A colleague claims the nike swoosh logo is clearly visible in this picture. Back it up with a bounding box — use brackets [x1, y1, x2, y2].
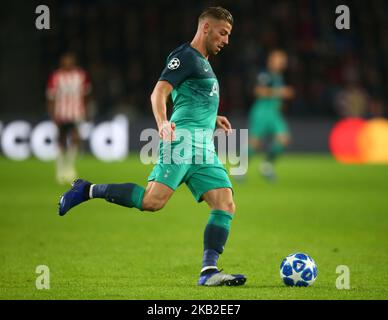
[204, 68, 209, 72]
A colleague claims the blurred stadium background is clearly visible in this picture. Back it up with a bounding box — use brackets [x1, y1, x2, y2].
[1, 0, 388, 300]
[1, 0, 387, 154]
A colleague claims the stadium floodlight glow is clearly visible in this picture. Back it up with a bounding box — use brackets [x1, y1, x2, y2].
[0, 120, 32, 160]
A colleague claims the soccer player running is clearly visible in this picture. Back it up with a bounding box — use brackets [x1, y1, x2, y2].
[58, 7, 246, 287]
[248, 50, 294, 181]
[47, 52, 91, 184]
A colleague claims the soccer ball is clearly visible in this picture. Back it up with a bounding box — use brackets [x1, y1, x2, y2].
[280, 253, 317, 287]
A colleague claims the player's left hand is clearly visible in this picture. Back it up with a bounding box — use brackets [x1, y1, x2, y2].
[216, 116, 232, 135]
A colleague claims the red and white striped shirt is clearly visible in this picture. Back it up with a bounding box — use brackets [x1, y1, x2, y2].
[46, 68, 91, 123]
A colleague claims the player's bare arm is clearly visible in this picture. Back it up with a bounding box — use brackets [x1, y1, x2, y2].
[216, 115, 232, 134]
[150, 80, 176, 141]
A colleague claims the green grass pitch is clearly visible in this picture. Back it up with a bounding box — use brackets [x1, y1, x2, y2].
[0, 154, 388, 300]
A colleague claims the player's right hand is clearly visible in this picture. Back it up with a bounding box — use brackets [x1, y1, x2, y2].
[158, 121, 176, 142]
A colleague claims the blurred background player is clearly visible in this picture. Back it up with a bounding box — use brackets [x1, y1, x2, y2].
[46, 52, 91, 184]
[248, 49, 294, 181]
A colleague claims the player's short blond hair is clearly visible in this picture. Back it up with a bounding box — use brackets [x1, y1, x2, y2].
[199, 7, 233, 26]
